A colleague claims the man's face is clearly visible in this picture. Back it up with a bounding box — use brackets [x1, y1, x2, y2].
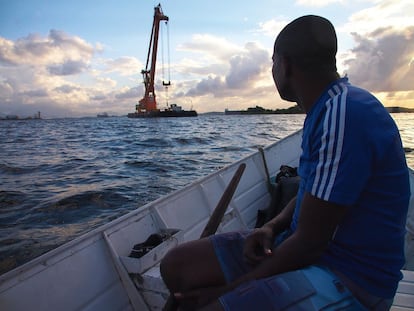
[272, 52, 282, 95]
[272, 51, 295, 102]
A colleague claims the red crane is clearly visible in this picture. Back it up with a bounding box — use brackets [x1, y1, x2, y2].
[128, 4, 196, 118]
[136, 4, 169, 113]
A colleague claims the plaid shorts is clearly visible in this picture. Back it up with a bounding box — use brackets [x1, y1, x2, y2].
[210, 231, 368, 310]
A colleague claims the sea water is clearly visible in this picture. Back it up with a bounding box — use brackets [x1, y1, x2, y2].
[0, 113, 413, 275]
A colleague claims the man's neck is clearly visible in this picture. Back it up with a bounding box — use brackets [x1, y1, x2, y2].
[298, 72, 340, 113]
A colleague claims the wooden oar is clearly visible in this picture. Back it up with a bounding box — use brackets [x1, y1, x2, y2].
[163, 162, 246, 311]
[199, 163, 246, 238]
[259, 147, 273, 193]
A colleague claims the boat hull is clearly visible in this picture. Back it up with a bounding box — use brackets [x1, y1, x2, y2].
[127, 110, 197, 118]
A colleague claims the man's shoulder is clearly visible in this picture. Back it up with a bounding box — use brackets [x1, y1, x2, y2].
[343, 83, 377, 102]
[331, 80, 389, 122]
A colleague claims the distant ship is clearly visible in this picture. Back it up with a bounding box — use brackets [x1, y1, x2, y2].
[0, 111, 41, 120]
[225, 105, 304, 115]
[97, 112, 109, 118]
[128, 104, 197, 118]
[127, 4, 197, 119]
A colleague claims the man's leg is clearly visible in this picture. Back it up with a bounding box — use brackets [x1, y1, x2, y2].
[161, 231, 252, 310]
[160, 236, 226, 296]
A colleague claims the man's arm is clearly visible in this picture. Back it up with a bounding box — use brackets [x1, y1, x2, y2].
[173, 193, 348, 309]
[243, 196, 296, 264]
[234, 192, 348, 286]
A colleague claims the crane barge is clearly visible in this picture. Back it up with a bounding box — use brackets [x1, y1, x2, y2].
[128, 4, 197, 118]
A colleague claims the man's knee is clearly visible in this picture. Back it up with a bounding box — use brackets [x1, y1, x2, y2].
[160, 246, 182, 285]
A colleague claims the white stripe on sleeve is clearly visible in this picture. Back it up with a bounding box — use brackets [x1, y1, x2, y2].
[311, 83, 348, 200]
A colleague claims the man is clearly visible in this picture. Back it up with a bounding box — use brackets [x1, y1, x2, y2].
[160, 15, 410, 310]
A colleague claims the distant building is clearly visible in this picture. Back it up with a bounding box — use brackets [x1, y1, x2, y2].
[387, 107, 414, 113]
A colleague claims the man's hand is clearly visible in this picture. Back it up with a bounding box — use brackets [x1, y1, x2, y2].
[243, 226, 274, 265]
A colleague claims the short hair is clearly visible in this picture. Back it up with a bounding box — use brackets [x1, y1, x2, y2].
[274, 15, 337, 73]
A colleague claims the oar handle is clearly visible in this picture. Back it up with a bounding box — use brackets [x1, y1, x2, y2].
[259, 147, 273, 193]
[200, 163, 246, 238]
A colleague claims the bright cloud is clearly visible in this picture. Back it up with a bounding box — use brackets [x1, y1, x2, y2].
[0, 30, 95, 66]
[341, 1, 414, 108]
[104, 56, 142, 76]
[182, 41, 271, 98]
[0, 30, 141, 117]
[177, 34, 242, 63]
[256, 19, 290, 38]
[346, 0, 414, 34]
[344, 26, 414, 92]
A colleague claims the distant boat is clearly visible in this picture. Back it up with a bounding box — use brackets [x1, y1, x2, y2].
[0, 111, 41, 120]
[128, 4, 197, 118]
[97, 112, 109, 118]
[128, 104, 197, 118]
[225, 105, 303, 115]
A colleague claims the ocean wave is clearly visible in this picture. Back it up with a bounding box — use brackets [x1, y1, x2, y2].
[0, 163, 37, 174]
[16, 190, 135, 227]
[173, 136, 212, 145]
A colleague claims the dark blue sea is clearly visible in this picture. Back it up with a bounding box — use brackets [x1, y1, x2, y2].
[0, 113, 413, 275]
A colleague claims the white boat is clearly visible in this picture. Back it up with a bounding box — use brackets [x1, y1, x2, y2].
[0, 130, 413, 310]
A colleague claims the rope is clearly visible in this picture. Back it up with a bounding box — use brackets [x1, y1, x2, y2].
[167, 21, 171, 83]
[162, 21, 171, 108]
[161, 23, 165, 84]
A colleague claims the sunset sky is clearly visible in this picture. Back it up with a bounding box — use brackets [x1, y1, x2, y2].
[1, 0, 413, 118]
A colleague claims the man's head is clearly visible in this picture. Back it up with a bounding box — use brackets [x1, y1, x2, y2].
[274, 15, 337, 73]
[272, 15, 338, 102]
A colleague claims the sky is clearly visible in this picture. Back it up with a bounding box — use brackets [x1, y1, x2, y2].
[0, 0, 413, 118]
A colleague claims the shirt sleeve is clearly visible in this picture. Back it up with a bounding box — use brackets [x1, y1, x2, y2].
[305, 90, 372, 206]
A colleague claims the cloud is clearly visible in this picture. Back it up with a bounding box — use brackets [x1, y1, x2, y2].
[54, 85, 81, 94]
[184, 41, 271, 97]
[115, 86, 141, 100]
[177, 34, 242, 63]
[96, 77, 117, 88]
[104, 56, 142, 76]
[19, 89, 48, 97]
[48, 60, 89, 76]
[0, 30, 143, 117]
[334, 0, 414, 108]
[345, 0, 414, 34]
[90, 94, 107, 101]
[0, 79, 14, 98]
[175, 58, 225, 77]
[186, 76, 225, 97]
[256, 19, 290, 38]
[0, 29, 96, 66]
[344, 26, 414, 93]
[226, 42, 269, 89]
[0, 38, 17, 65]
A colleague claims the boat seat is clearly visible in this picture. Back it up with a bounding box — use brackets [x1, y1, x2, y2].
[392, 270, 414, 310]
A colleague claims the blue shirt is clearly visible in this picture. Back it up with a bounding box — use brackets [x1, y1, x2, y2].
[291, 77, 410, 298]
